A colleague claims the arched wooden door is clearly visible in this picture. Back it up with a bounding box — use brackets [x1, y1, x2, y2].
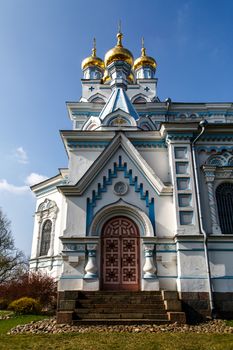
[101, 216, 140, 291]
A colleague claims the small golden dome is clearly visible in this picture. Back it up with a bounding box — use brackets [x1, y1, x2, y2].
[128, 72, 134, 83]
[81, 38, 104, 70]
[104, 31, 134, 67]
[133, 38, 157, 71]
[102, 70, 111, 83]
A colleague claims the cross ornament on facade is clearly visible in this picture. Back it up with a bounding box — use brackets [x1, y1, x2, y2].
[144, 86, 150, 92]
[89, 86, 95, 91]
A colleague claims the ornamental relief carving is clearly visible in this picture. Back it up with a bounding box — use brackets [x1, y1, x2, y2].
[215, 170, 233, 179]
[206, 151, 233, 167]
[114, 181, 129, 196]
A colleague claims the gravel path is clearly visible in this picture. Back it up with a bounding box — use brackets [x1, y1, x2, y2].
[7, 318, 233, 334]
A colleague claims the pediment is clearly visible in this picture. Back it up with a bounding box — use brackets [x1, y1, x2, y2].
[101, 109, 137, 127]
[58, 132, 172, 196]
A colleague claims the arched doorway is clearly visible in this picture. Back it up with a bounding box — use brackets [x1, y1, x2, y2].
[101, 216, 140, 291]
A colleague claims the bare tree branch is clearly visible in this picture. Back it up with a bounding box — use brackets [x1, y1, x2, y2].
[0, 208, 27, 284]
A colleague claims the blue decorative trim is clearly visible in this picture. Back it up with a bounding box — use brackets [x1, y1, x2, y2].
[132, 140, 166, 148]
[67, 140, 109, 149]
[71, 111, 100, 117]
[86, 155, 155, 232]
[208, 241, 233, 244]
[60, 275, 84, 279]
[156, 250, 177, 253]
[166, 132, 193, 141]
[178, 276, 207, 279]
[212, 276, 233, 279]
[209, 249, 233, 252]
[197, 146, 233, 153]
[178, 248, 204, 252]
[177, 241, 203, 244]
[200, 134, 233, 142]
[199, 111, 233, 117]
[157, 275, 177, 278]
[156, 243, 176, 246]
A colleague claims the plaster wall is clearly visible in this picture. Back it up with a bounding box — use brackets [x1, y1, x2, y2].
[138, 148, 171, 183]
[68, 149, 103, 184]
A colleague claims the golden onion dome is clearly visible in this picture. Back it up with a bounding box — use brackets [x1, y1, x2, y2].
[133, 38, 157, 71]
[81, 38, 104, 70]
[104, 31, 134, 67]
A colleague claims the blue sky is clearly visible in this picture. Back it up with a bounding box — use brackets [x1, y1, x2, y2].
[0, 0, 233, 255]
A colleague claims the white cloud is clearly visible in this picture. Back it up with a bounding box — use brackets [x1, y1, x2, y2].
[14, 147, 29, 164]
[0, 173, 48, 195]
[25, 173, 48, 186]
[0, 179, 28, 195]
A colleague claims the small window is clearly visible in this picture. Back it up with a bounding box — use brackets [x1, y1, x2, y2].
[40, 220, 52, 256]
[134, 97, 147, 104]
[91, 97, 105, 104]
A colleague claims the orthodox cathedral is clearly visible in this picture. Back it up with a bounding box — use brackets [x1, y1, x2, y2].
[30, 29, 233, 323]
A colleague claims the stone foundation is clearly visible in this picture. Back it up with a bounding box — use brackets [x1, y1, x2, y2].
[179, 292, 233, 323]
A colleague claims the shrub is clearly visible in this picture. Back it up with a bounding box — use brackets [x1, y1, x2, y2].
[0, 298, 8, 310]
[8, 297, 42, 315]
[0, 272, 57, 310]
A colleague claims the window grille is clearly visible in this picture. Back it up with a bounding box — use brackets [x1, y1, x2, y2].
[216, 183, 233, 234]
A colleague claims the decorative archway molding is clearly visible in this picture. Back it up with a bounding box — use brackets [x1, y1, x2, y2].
[36, 198, 58, 258]
[88, 200, 155, 237]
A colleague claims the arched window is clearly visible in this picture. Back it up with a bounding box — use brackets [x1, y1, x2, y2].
[133, 97, 147, 104]
[91, 97, 105, 104]
[40, 220, 52, 256]
[216, 183, 233, 234]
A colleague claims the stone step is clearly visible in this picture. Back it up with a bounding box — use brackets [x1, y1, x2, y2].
[81, 291, 162, 295]
[77, 313, 168, 320]
[75, 308, 167, 315]
[72, 319, 170, 326]
[78, 296, 163, 303]
[75, 300, 164, 308]
[76, 303, 165, 311]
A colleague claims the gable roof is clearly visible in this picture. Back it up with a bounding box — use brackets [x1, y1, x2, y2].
[99, 87, 139, 121]
[58, 132, 172, 196]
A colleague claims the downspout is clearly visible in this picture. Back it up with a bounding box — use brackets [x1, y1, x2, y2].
[191, 120, 215, 318]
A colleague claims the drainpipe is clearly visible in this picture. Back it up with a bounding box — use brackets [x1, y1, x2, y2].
[191, 120, 215, 318]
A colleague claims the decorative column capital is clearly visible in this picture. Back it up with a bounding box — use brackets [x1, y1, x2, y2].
[87, 244, 97, 252]
[202, 165, 216, 182]
[144, 244, 155, 256]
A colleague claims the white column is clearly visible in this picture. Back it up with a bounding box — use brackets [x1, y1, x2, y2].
[143, 244, 157, 278]
[84, 244, 98, 278]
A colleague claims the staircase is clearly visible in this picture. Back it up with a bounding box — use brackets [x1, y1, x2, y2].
[57, 290, 185, 325]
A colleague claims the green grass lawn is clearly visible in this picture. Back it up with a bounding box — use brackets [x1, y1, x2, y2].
[1, 315, 233, 350]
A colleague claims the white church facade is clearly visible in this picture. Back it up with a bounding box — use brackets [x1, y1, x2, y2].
[30, 31, 233, 323]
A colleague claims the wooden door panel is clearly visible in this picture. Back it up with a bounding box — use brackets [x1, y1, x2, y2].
[103, 238, 120, 285]
[102, 217, 140, 291]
